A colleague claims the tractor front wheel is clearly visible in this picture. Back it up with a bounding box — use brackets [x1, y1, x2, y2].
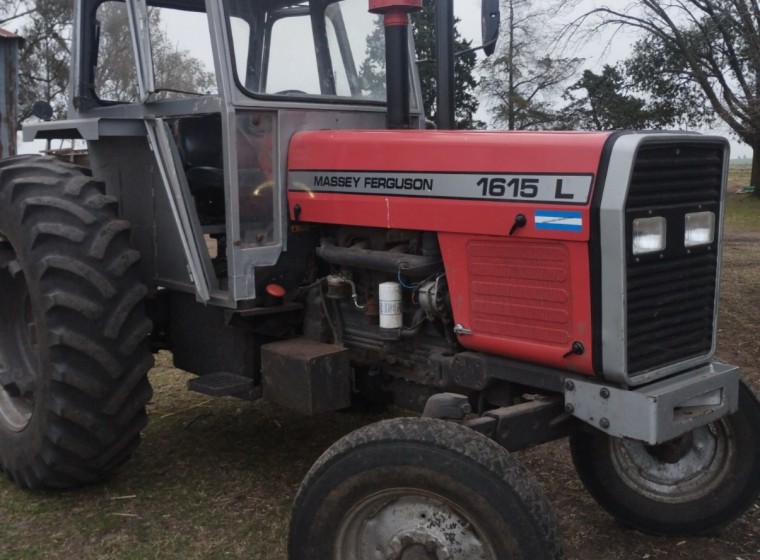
[570, 380, 760, 535]
[289, 417, 563, 560]
[0, 156, 153, 489]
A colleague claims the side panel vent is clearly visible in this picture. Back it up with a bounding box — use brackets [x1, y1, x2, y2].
[468, 240, 572, 346]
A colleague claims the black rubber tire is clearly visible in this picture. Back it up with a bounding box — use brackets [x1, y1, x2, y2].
[289, 417, 563, 560]
[0, 155, 153, 489]
[570, 380, 760, 536]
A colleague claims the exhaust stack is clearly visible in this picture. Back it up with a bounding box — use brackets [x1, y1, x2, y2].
[368, 0, 422, 129]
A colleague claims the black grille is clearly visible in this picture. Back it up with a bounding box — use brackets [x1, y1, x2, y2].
[625, 143, 724, 377]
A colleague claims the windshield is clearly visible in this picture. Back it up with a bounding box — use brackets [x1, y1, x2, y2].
[225, 0, 386, 101]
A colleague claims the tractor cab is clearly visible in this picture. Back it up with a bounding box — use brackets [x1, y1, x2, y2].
[27, 0, 424, 307]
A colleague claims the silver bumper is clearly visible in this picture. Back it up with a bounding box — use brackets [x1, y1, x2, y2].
[564, 362, 739, 444]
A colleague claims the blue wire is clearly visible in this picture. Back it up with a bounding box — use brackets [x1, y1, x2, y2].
[397, 270, 418, 289]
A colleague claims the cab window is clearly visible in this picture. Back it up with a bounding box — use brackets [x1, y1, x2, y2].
[92, 0, 216, 103]
[225, 0, 386, 101]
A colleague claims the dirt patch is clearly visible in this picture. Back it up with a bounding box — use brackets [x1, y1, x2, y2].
[724, 232, 760, 246]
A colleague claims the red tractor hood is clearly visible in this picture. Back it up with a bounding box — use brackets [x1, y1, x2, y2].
[287, 129, 612, 240]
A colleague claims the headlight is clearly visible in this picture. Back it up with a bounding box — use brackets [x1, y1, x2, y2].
[633, 216, 666, 254]
[684, 211, 715, 247]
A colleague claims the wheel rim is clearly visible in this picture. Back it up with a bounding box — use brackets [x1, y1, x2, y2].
[609, 421, 734, 504]
[334, 488, 496, 560]
[0, 231, 38, 432]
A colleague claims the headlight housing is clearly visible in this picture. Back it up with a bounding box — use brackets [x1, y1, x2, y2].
[632, 216, 666, 255]
[684, 211, 715, 247]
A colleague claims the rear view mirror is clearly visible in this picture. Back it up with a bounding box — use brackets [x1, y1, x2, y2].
[32, 101, 53, 121]
[482, 0, 500, 56]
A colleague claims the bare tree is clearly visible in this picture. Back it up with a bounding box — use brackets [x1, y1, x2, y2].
[566, 0, 760, 190]
[16, 0, 71, 124]
[479, 0, 581, 130]
[0, 0, 35, 27]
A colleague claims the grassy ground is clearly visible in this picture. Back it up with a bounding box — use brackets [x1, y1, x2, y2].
[725, 191, 760, 231]
[0, 363, 392, 559]
[728, 160, 752, 189]
[1, 175, 760, 559]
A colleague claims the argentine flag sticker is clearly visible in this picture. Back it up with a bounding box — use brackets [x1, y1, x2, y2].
[534, 210, 583, 232]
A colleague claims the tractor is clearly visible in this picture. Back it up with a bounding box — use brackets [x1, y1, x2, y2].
[1, 0, 758, 558]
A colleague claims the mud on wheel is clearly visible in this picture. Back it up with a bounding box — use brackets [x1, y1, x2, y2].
[570, 380, 760, 536]
[289, 417, 563, 560]
[0, 155, 153, 489]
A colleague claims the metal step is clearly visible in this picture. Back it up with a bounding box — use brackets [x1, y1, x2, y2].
[187, 372, 261, 400]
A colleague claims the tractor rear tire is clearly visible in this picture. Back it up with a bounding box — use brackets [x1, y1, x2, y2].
[0, 155, 153, 489]
[570, 380, 760, 535]
[289, 417, 563, 560]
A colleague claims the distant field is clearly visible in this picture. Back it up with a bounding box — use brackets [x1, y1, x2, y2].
[728, 159, 753, 188]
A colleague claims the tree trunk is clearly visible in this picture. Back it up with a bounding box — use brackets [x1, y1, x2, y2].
[752, 142, 760, 197]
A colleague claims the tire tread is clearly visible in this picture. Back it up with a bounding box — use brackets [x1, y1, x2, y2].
[292, 417, 563, 560]
[0, 155, 153, 489]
